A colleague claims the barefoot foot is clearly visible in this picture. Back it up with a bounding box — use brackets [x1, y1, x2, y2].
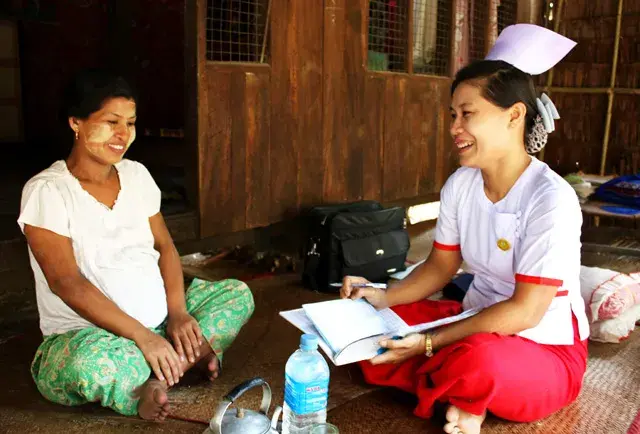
[196, 352, 220, 381]
[443, 405, 485, 434]
[137, 379, 170, 422]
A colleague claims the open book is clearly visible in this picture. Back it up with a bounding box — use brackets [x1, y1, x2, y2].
[279, 299, 480, 366]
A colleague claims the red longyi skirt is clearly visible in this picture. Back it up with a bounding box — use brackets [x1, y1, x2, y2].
[358, 299, 588, 422]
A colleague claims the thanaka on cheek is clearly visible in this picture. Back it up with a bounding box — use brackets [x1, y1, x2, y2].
[86, 123, 114, 144]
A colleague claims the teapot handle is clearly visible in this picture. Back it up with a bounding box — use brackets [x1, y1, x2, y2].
[211, 377, 272, 434]
[224, 377, 270, 406]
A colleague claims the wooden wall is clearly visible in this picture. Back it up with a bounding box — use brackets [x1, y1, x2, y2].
[192, 0, 458, 238]
[17, 1, 110, 164]
[11, 0, 187, 168]
[0, 20, 23, 143]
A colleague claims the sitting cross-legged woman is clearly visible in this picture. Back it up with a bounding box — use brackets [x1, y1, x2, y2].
[18, 69, 254, 421]
[340, 25, 589, 434]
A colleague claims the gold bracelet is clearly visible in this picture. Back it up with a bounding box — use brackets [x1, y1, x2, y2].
[424, 333, 433, 357]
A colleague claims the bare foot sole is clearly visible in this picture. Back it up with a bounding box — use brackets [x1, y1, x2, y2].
[137, 379, 170, 422]
[196, 352, 220, 381]
[443, 405, 485, 434]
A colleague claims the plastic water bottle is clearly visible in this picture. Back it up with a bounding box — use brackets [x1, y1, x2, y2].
[282, 334, 330, 434]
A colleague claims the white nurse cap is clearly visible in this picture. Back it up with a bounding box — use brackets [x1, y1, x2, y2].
[485, 24, 577, 75]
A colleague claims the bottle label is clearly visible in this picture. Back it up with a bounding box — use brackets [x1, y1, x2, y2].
[284, 374, 329, 415]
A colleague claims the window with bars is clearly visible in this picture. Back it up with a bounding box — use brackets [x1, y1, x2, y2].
[412, 0, 451, 75]
[206, 0, 270, 63]
[368, 0, 408, 72]
[468, 0, 489, 62]
[367, 0, 451, 76]
[497, 0, 518, 34]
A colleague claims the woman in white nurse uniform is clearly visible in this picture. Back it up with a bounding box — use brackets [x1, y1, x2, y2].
[341, 24, 590, 434]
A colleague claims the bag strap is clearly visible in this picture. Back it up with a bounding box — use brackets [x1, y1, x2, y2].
[304, 240, 321, 291]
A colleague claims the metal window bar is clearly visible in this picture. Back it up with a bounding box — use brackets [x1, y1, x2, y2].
[469, 0, 489, 62]
[412, 0, 450, 76]
[497, 0, 517, 34]
[206, 0, 270, 63]
[368, 0, 408, 72]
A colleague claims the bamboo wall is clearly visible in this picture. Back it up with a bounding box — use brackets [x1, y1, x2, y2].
[540, 0, 640, 176]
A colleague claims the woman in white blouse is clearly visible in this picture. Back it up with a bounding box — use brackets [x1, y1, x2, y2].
[18, 69, 255, 421]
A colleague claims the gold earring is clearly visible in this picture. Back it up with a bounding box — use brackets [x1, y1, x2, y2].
[74, 130, 79, 140]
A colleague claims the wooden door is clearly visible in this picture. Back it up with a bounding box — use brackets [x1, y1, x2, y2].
[0, 20, 23, 144]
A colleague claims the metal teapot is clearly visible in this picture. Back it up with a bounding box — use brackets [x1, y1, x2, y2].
[204, 377, 282, 434]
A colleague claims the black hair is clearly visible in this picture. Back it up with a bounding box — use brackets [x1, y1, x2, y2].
[62, 68, 138, 120]
[451, 60, 538, 139]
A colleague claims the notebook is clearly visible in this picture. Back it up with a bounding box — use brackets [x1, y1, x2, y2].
[279, 299, 480, 366]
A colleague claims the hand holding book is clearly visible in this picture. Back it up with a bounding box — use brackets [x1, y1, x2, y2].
[370, 333, 426, 365]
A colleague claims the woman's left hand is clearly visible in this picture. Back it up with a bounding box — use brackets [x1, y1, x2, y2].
[369, 333, 425, 365]
[166, 311, 204, 364]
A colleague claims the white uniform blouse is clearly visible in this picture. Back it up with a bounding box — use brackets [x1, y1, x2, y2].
[434, 157, 589, 345]
[17, 159, 168, 336]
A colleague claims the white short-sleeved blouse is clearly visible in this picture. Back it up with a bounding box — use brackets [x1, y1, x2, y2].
[18, 159, 168, 336]
[434, 157, 589, 345]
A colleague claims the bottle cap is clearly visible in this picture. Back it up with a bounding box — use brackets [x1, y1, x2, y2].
[300, 334, 318, 351]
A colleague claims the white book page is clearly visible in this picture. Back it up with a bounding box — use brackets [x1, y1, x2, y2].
[334, 335, 382, 366]
[280, 306, 481, 367]
[378, 307, 410, 333]
[302, 299, 402, 354]
[279, 309, 337, 363]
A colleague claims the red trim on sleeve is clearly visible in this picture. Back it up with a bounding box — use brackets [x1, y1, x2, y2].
[433, 241, 461, 251]
[515, 273, 564, 287]
[555, 290, 569, 297]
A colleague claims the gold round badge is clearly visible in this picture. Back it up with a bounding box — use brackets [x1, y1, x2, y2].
[497, 238, 511, 251]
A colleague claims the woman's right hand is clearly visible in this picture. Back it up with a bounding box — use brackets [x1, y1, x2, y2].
[340, 276, 389, 309]
[134, 329, 183, 386]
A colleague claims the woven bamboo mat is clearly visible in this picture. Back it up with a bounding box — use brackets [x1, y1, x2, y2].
[167, 273, 640, 434]
[168, 274, 380, 425]
[629, 410, 640, 434]
[326, 330, 640, 434]
[171, 231, 640, 432]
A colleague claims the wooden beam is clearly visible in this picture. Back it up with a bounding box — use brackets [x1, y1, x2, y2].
[367, 70, 451, 80]
[614, 87, 640, 95]
[184, 0, 198, 217]
[207, 62, 271, 74]
[517, 0, 545, 25]
[449, 0, 469, 77]
[407, 0, 414, 74]
[486, 0, 499, 55]
[582, 243, 640, 258]
[599, 0, 624, 176]
[187, 0, 209, 239]
[260, 0, 272, 63]
[541, 86, 640, 95]
[538, 0, 564, 162]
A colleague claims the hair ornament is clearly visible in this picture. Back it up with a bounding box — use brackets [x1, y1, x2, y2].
[535, 93, 560, 134]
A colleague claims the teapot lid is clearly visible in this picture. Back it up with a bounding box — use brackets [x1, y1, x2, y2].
[219, 408, 272, 434]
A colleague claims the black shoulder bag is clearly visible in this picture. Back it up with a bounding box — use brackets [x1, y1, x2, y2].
[302, 200, 410, 292]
